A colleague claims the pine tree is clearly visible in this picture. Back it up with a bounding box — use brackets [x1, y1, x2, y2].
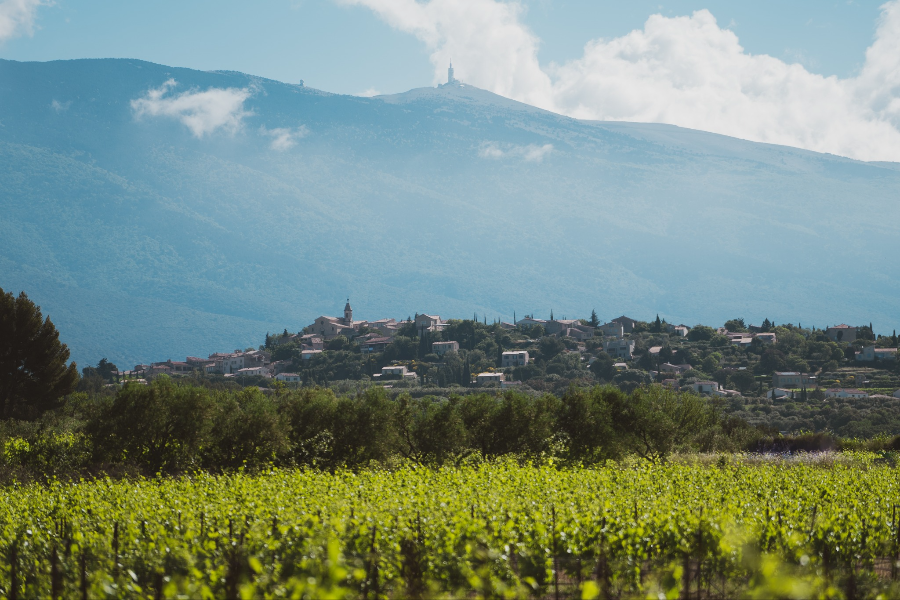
[590, 309, 599, 328]
[0, 288, 78, 419]
[654, 314, 662, 333]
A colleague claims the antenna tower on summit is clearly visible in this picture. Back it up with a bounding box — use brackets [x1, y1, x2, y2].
[447, 61, 456, 84]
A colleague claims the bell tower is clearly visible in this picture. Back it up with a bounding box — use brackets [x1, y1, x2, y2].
[344, 299, 353, 325]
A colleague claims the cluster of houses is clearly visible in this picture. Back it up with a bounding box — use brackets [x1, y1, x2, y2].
[127, 302, 898, 396]
[128, 302, 652, 386]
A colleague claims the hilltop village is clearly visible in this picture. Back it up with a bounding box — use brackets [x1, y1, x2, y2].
[106, 301, 900, 412]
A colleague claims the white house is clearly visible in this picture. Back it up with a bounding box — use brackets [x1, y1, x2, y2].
[824, 388, 868, 399]
[414, 314, 445, 336]
[432, 341, 460, 356]
[673, 326, 689, 338]
[544, 319, 581, 336]
[476, 372, 504, 384]
[565, 327, 594, 341]
[299, 334, 324, 350]
[301, 350, 322, 361]
[691, 381, 721, 395]
[766, 388, 794, 400]
[598, 322, 624, 338]
[236, 366, 270, 378]
[603, 339, 636, 360]
[729, 334, 753, 347]
[856, 345, 898, 362]
[368, 318, 400, 337]
[754, 332, 777, 344]
[611, 316, 638, 333]
[275, 373, 301, 383]
[381, 365, 408, 378]
[772, 372, 817, 388]
[516, 317, 548, 329]
[501, 351, 530, 368]
[212, 353, 246, 374]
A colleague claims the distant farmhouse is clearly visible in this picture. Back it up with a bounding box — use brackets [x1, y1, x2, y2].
[825, 324, 857, 343]
[856, 345, 898, 362]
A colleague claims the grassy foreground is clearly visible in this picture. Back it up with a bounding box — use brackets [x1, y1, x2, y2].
[2, 458, 900, 599]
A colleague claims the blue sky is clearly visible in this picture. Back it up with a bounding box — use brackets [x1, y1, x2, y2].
[0, 0, 887, 95]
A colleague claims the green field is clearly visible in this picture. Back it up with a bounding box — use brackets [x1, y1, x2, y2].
[2, 459, 900, 599]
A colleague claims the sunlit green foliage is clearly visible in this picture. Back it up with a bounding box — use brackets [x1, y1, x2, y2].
[2, 461, 900, 598]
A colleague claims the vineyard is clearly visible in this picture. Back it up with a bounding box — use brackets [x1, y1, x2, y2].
[2, 458, 900, 598]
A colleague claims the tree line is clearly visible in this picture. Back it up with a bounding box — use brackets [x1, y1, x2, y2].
[0, 378, 775, 479]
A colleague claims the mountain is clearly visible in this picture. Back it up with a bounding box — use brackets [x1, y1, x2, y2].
[1, 58, 899, 368]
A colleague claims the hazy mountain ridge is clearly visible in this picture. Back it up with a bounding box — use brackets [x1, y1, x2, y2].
[1, 58, 898, 367]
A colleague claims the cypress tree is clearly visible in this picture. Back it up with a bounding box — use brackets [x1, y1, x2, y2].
[0, 288, 78, 419]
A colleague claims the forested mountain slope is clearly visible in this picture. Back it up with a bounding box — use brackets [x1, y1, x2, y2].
[1, 58, 898, 366]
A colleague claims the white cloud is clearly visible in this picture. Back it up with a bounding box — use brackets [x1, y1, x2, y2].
[259, 125, 308, 151]
[0, 0, 48, 43]
[50, 99, 69, 113]
[478, 141, 553, 161]
[357, 88, 382, 97]
[342, 0, 900, 162]
[131, 79, 252, 138]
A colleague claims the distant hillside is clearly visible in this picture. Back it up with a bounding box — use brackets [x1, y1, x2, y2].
[1, 58, 899, 367]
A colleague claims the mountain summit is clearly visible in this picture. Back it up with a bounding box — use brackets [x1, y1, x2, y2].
[1, 58, 898, 366]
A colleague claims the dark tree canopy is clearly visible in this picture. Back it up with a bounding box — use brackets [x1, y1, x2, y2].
[0, 288, 78, 419]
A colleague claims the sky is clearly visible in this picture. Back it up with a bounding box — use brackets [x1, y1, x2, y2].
[2, 0, 900, 161]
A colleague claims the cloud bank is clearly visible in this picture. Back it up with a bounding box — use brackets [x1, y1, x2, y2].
[131, 79, 252, 138]
[341, 0, 900, 162]
[0, 0, 46, 42]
